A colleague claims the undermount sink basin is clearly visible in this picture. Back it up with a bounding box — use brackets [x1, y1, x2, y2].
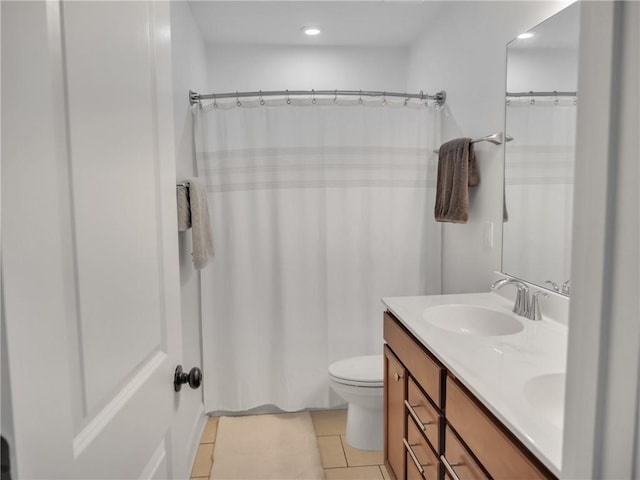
[523, 373, 566, 429]
[422, 304, 524, 336]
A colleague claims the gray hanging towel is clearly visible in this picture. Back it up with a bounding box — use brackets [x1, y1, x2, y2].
[186, 178, 214, 270]
[176, 185, 191, 231]
[434, 138, 480, 223]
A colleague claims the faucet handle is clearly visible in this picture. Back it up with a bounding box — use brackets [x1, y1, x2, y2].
[545, 280, 560, 292]
[561, 279, 571, 295]
[529, 290, 549, 321]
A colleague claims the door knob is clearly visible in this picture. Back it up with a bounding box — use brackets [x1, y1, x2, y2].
[174, 365, 202, 392]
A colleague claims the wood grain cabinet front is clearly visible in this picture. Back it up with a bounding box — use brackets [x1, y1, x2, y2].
[442, 426, 489, 480]
[384, 345, 406, 480]
[383, 310, 557, 480]
[446, 376, 551, 479]
[406, 414, 440, 480]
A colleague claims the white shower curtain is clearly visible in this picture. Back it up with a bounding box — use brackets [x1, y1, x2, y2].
[194, 97, 442, 413]
[503, 97, 576, 287]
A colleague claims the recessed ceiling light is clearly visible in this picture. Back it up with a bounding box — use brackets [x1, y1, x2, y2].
[517, 32, 534, 39]
[302, 26, 321, 36]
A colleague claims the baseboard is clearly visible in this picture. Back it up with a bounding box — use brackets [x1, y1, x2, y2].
[185, 403, 206, 476]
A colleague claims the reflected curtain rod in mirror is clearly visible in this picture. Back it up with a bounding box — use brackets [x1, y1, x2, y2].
[189, 89, 447, 106]
[506, 91, 577, 97]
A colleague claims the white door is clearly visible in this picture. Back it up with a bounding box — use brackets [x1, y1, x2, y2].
[2, 1, 184, 478]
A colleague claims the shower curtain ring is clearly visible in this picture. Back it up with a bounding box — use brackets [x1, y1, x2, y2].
[236, 92, 241, 107]
[404, 93, 408, 107]
[333, 89, 337, 104]
[312, 89, 316, 104]
[213, 94, 218, 109]
[359, 90, 363, 104]
[286, 89, 291, 105]
[259, 90, 265, 106]
[382, 91, 387, 106]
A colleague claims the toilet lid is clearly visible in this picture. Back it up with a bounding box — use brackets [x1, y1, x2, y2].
[329, 355, 383, 387]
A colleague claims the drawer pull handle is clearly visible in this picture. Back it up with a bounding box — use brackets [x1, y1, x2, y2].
[394, 372, 404, 382]
[404, 400, 433, 431]
[441, 455, 461, 480]
[403, 438, 425, 474]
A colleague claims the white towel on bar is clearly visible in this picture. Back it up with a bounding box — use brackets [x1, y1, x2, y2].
[186, 178, 214, 270]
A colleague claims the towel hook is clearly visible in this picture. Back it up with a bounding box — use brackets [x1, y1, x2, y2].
[235, 91, 241, 107]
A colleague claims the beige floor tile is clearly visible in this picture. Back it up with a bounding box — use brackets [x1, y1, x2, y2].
[190, 443, 214, 478]
[200, 416, 219, 444]
[379, 464, 392, 480]
[340, 436, 384, 467]
[317, 435, 348, 468]
[324, 466, 384, 480]
[310, 409, 347, 436]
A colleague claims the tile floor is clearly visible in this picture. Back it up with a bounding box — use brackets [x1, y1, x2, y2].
[190, 409, 390, 480]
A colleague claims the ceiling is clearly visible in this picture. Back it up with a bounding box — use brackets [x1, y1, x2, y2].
[187, 1, 445, 47]
[509, 2, 579, 50]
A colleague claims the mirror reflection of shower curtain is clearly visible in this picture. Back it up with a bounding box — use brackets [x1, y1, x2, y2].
[194, 98, 442, 412]
[503, 97, 576, 288]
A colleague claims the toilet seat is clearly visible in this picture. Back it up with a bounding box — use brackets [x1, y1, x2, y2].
[328, 355, 383, 388]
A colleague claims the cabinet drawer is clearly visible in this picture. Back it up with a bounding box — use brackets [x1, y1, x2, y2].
[407, 377, 441, 452]
[384, 312, 443, 407]
[406, 415, 439, 480]
[443, 425, 488, 480]
[446, 376, 551, 479]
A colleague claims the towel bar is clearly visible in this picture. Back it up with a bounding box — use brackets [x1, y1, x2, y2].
[434, 132, 513, 154]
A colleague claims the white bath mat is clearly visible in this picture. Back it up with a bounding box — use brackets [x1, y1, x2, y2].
[210, 412, 324, 480]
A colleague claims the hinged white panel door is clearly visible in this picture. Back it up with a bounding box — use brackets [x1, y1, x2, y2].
[1, 1, 182, 478]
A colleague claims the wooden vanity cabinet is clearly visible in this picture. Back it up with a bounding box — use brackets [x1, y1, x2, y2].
[384, 345, 407, 480]
[383, 310, 556, 480]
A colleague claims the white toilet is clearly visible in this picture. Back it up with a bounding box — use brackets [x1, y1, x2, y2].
[328, 354, 384, 451]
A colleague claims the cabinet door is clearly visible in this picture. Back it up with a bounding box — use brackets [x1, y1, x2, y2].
[385, 345, 407, 480]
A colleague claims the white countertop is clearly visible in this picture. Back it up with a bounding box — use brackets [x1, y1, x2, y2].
[382, 292, 567, 476]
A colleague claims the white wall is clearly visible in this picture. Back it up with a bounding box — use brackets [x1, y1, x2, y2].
[405, 1, 572, 293]
[205, 45, 408, 93]
[562, 2, 639, 477]
[169, 2, 208, 477]
[507, 48, 578, 92]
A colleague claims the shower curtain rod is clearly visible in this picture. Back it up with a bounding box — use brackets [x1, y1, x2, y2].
[506, 91, 577, 97]
[189, 89, 447, 106]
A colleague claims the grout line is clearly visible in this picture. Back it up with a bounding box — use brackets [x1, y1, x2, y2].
[338, 434, 349, 467]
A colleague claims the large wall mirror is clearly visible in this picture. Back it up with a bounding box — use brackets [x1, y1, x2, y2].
[502, 2, 580, 296]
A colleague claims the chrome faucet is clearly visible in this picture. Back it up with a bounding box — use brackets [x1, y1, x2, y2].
[529, 291, 549, 321]
[544, 280, 560, 292]
[490, 278, 529, 317]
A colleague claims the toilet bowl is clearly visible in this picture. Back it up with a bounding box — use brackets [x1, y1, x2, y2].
[328, 354, 384, 451]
